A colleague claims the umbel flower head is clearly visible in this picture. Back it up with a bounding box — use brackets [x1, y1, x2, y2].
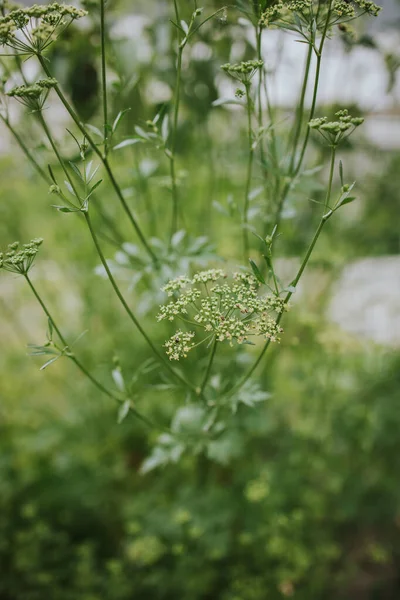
[157, 269, 289, 361]
[260, 0, 380, 34]
[221, 60, 263, 85]
[6, 78, 58, 111]
[0, 3, 87, 55]
[0, 238, 43, 275]
[309, 109, 364, 145]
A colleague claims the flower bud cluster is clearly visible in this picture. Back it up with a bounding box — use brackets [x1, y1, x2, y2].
[157, 269, 289, 361]
[0, 238, 43, 275]
[7, 78, 57, 110]
[221, 60, 263, 85]
[0, 3, 87, 54]
[259, 0, 380, 32]
[309, 109, 364, 145]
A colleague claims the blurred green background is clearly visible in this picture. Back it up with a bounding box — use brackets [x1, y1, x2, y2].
[0, 0, 400, 598]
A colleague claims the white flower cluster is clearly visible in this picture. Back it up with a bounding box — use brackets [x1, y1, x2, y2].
[157, 269, 289, 360]
[164, 330, 195, 361]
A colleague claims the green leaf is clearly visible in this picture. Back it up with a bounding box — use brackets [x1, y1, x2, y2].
[87, 179, 103, 197]
[112, 368, 125, 392]
[112, 108, 130, 133]
[339, 160, 344, 187]
[52, 204, 81, 213]
[40, 355, 60, 370]
[113, 138, 141, 150]
[135, 126, 150, 140]
[64, 181, 77, 197]
[69, 161, 83, 181]
[212, 97, 244, 107]
[249, 259, 265, 284]
[338, 195, 356, 208]
[117, 400, 130, 424]
[263, 253, 272, 270]
[84, 123, 103, 138]
[52, 205, 80, 213]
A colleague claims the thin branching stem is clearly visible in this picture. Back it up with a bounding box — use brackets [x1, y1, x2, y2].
[243, 82, 254, 262]
[288, 42, 313, 174]
[84, 212, 200, 396]
[100, 0, 109, 156]
[273, 0, 333, 228]
[36, 53, 158, 264]
[169, 36, 183, 239]
[24, 274, 155, 427]
[200, 338, 217, 395]
[231, 145, 337, 395]
[0, 114, 50, 183]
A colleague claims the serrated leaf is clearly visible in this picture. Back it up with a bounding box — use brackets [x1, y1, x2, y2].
[249, 259, 265, 284]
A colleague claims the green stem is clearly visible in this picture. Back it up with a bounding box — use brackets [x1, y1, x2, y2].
[25, 274, 154, 427]
[292, 1, 333, 178]
[0, 114, 50, 183]
[37, 54, 157, 264]
[1, 112, 124, 247]
[37, 111, 80, 199]
[231, 146, 337, 394]
[273, 1, 333, 228]
[84, 212, 198, 396]
[25, 276, 114, 401]
[243, 82, 254, 262]
[288, 42, 313, 174]
[169, 44, 183, 239]
[100, 0, 109, 156]
[200, 339, 217, 395]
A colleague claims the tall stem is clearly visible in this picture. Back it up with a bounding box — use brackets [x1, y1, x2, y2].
[273, 0, 333, 228]
[231, 145, 337, 394]
[84, 212, 198, 395]
[169, 43, 183, 239]
[288, 43, 313, 174]
[37, 111, 80, 198]
[200, 339, 217, 395]
[294, 4, 332, 177]
[243, 83, 254, 262]
[37, 54, 157, 264]
[100, 0, 109, 156]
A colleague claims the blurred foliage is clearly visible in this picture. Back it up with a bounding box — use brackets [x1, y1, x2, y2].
[0, 0, 400, 598]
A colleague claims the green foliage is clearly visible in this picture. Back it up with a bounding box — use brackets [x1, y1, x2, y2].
[0, 0, 398, 596]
